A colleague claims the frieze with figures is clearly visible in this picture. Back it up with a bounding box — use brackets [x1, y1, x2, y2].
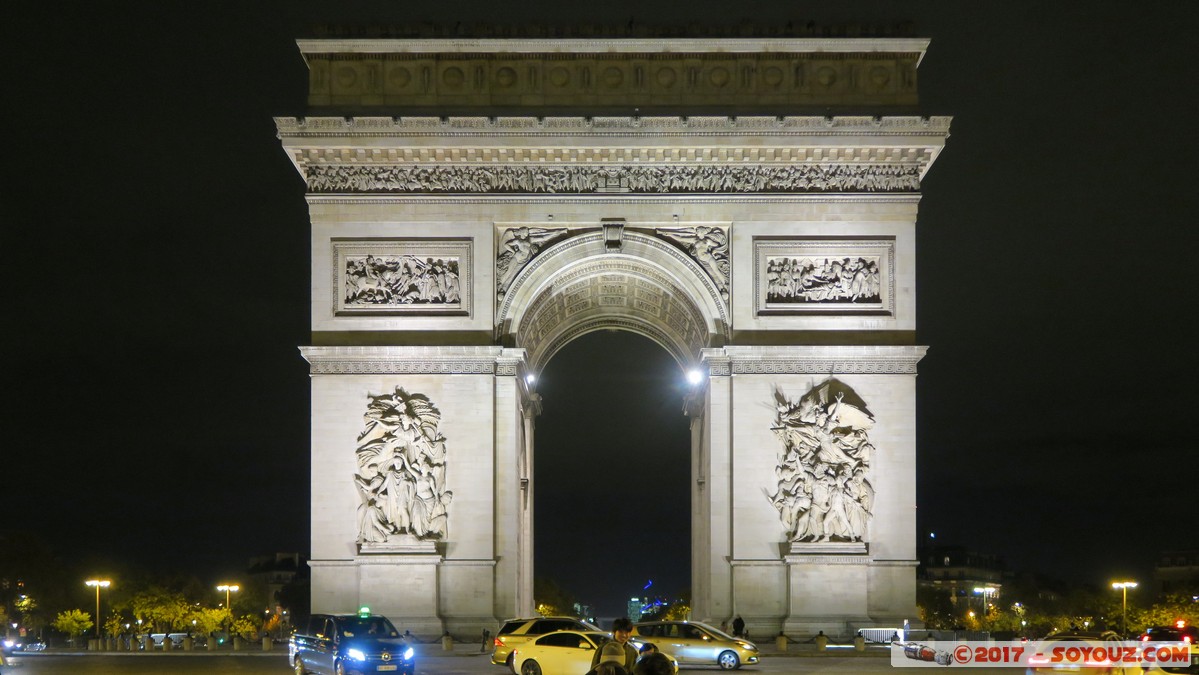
[307, 163, 921, 194]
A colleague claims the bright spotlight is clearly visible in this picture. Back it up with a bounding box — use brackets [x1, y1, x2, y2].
[687, 370, 703, 385]
[525, 373, 536, 384]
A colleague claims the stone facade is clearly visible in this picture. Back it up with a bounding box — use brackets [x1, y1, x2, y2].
[283, 36, 949, 639]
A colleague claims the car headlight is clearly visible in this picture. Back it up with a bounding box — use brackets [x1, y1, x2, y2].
[737, 641, 754, 650]
[403, 647, 414, 660]
[347, 648, 367, 661]
[3, 639, 14, 649]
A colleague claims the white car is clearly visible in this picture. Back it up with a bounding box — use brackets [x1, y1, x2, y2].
[512, 630, 677, 675]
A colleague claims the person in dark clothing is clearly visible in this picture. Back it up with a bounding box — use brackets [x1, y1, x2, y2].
[585, 640, 632, 675]
[590, 618, 638, 672]
[634, 652, 675, 675]
[732, 615, 745, 637]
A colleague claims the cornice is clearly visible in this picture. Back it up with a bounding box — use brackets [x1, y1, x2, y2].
[275, 115, 951, 138]
[304, 194, 923, 205]
[299, 345, 527, 375]
[704, 345, 927, 374]
[296, 37, 931, 56]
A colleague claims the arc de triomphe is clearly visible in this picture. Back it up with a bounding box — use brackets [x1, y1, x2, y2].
[278, 34, 950, 638]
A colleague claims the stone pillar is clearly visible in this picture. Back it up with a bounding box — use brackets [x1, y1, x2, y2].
[518, 392, 541, 618]
[695, 350, 733, 622]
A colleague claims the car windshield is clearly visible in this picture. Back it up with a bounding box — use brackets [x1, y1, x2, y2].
[341, 617, 400, 638]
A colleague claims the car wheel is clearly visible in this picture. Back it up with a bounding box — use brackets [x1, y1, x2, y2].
[718, 650, 741, 670]
[293, 656, 307, 675]
[334, 659, 347, 675]
[520, 659, 543, 675]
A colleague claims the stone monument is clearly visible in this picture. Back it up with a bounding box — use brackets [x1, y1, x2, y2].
[278, 27, 950, 638]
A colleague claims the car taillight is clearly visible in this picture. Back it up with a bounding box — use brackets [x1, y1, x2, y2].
[494, 638, 504, 647]
[1184, 636, 1192, 644]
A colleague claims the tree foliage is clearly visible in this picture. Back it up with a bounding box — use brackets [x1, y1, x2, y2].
[52, 609, 93, 641]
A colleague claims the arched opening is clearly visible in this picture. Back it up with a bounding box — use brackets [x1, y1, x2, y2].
[533, 329, 692, 618]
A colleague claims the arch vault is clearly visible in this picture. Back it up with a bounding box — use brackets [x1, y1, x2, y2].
[284, 33, 950, 638]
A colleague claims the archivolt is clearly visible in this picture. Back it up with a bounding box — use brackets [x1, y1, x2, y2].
[497, 230, 729, 371]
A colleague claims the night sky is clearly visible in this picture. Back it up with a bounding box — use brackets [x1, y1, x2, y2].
[3, 1, 1196, 617]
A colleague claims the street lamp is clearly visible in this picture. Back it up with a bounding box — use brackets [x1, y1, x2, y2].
[973, 587, 995, 616]
[217, 584, 240, 614]
[85, 579, 111, 638]
[1112, 581, 1138, 636]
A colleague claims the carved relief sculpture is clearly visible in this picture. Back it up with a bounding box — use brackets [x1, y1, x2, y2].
[495, 227, 568, 299]
[355, 387, 453, 543]
[766, 255, 881, 304]
[345, 254, 461, 306]
[656, 226, 730, 297]
[766, 379, 875, 543]
[307, 164, 921, 195]
[754, 238, 894, 316]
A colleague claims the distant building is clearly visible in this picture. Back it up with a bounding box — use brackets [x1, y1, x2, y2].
[1155, 551, 1199, 596]
[249, 552, 308, 608]
[627, 598, 642, 621]
[918, 544, 1006, 608]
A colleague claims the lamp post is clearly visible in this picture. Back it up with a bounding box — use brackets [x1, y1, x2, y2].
[217, 584, 239, 617]
[1112, 581, 1137, 636]
[85, 579, 111, 638]
[973, 587, 994, 616]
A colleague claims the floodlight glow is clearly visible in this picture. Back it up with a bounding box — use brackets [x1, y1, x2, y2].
[687, 370, 703, 385]
[525, 373, 536, 384]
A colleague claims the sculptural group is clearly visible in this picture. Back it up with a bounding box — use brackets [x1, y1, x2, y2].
[768, 380, 876, 543]
[355, 387, 453, 543]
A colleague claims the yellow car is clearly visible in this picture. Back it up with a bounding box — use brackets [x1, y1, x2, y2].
[632, 621, 759, 669]
[491, 617, 601, 669]
[512, 631, 678, 675]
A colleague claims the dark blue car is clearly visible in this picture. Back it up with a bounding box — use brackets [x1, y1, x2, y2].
[290, 614, 415, 675]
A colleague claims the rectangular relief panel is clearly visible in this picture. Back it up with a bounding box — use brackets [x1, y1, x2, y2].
[754, 236, 894, 316]
[333, 238, 472, 316]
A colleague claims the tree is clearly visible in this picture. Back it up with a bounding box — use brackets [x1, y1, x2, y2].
[130, 587, 191, 632]
[189, 607, 227, 639]
[533, 577, 578, 617]
[52, 609, 93, 645]
[230, 614, 261, 641]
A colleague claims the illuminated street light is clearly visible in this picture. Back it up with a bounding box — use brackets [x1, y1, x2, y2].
[217, 584, 240, 613]
[687, 369, 703, 385]
[85, 579, 111, 638]
[1112, 581, 1138, 636]
[973, 586, 995, 616]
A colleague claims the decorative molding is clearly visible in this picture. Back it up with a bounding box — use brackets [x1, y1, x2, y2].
[305, 163, 921, 195]
[305, 194, 925, 206]
[789, 541, 869, 554]
[784, 555, 871, 565]
[276, 115, 952, 137]
[498, 230, 729, 338]
[300, 346, 506, 375]
[295, 37, 933, 55]
[701, 349, 733, 376]
[716, 345, 927, 374]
